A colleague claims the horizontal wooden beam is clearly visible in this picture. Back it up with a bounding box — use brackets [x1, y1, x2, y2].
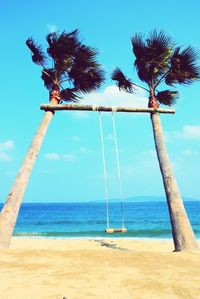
[40, 103, 175, 114]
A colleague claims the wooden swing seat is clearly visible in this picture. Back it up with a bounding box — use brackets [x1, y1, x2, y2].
[105, 227, 127, 233]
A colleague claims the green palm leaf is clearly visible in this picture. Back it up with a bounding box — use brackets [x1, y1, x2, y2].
[131, 33, 146, 60]
[41, 69, 56, 90]
[60, 88, 80, 102]
[131, 30, 173, 85]
[112, 28, 200, 108]
[26, 38, 47, 66]
[111, 68, 133, 92]
[157, 90, 179, 106]
[166, 46, 200, 85]
[146, 30, 173, 60]
[27, 29, 105, 102]
[46, 30, 80, 59]
[46, 30, 80, 75]
[73, 45, 99, 69]
[70, 67, 104, 93]
[70, 44, 105, 92]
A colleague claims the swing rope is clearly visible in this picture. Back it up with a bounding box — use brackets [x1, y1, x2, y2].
[98, 109, 126, 232]
[98, 111, 110, 229]
[111, 111, 125, 229]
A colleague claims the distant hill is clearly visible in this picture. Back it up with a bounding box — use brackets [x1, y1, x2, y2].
[103, 196, 199, 203]
[1, 196, 198, 204]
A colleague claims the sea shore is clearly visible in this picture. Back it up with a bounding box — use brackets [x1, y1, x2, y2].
[0, 237, 200, 299]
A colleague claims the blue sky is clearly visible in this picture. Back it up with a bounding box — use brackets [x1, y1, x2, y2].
[1, 0, 200, 202]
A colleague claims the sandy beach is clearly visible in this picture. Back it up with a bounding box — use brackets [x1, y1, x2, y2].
[0, 238, 199, 299]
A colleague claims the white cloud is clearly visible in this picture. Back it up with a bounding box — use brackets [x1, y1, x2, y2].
[182, 149, 193, 156]
[69, 85, 148, 120]
[39, 169, 57, 175]
[72, 136, 81, 142]
[79, 147, 94, 154]
[182, 126, 200, 139]
[62, 154, 77, 161]
[0, 152, 11, 161]
[0, 140, 15, 151]
[0, 140, 14, 162]
[121, 151, 158, 178]
[69, 111, 89, 119]
[167, 125, 200, 140]
[122, 165, 135, 177]
[45, 153, 77, 161]
[47, 24, 58, 33]
[181, 149, 199, 156]
[45, 153, 60, 160]
[105, 134, 114, 141]
[80, 85, 148, 108]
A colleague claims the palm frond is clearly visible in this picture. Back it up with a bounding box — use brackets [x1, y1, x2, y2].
[73, 45, 99, 69]
[28, 29, 104, 95]
[147, 30, 173, 74]
[46, 30, 82, 78]
[70, 67, 105, 93]
[111, 68, 133, 92]
[136, 62, 153, 84]
[146, 30, 173, 54]
[131, 33, 146, 60]
[132, 30, 174, 85]
[26, 38, 47, 65]
[41, 69, 55, 90]
[46, 30, 80, 66]
[157, 90, 179, 106]
[131, 33, 150, 83]
[60, 88, 80, 102]
[166, 46, 200, 85]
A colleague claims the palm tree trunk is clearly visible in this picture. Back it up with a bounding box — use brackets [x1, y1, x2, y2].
[151, 112, 198, 251]
[0, 110, 54, 248]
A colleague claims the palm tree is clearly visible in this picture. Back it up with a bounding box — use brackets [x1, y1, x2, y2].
[0, 29, 104, 248]
[112, 30, 200, 251]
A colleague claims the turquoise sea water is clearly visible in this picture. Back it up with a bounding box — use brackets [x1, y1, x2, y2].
[1, 201, 199, 239]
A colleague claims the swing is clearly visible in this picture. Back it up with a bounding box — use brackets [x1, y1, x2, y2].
[98, 109, 127, 234]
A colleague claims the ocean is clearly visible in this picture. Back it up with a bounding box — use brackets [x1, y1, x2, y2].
[1, 201, 199, 239]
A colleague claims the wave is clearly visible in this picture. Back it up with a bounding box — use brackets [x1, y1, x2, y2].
[29, 220, 105, 226]
[10, 201, 200, 239]
[14, 228, 182, 238]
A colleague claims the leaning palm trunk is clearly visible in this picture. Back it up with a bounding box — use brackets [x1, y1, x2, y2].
[151, 112, 198, 251]
[0, 110, 54, 248]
